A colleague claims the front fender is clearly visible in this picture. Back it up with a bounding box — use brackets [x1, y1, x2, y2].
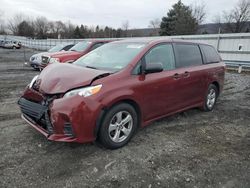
[100, 89, 138, 108]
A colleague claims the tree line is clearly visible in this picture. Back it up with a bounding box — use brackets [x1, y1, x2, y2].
[0, 14, 130, 39]
[0, 0, 249, 39]
[158, 0, 250, 35]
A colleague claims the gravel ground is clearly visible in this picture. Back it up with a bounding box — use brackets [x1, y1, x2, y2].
[0, 48, 250, 188]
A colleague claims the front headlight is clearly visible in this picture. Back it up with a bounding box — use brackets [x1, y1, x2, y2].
[64, 84, 102, 98]
[49, 58, 60, 64]
[29, 75, 39, 88]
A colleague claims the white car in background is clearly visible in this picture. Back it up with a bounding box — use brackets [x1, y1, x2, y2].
[1, 40, 21, 49]
[29, 43, 74, 70]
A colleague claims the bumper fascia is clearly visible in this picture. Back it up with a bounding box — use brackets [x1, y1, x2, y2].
[19, 93, 103, 143]
[21, 114, 78, 142]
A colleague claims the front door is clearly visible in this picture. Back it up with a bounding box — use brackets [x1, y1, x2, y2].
[133, 43, 183, 121]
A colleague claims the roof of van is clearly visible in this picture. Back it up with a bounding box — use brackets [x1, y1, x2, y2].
[112, 38, 211, 46]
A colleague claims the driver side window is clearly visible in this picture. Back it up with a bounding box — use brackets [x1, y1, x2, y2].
[145, 44, 175, 71]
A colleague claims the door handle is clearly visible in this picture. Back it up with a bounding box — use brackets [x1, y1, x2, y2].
[183, 71, 190, 78]
[172, 73, 181, 80]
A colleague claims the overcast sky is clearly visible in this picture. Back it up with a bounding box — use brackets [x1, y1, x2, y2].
[0, 0, 239, 28]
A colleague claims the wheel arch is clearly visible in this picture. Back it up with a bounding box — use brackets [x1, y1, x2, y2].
[94, 98, 142, 138]
[211, 81, 220, 95]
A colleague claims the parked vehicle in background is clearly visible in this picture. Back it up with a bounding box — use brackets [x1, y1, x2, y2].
[0, 40, 5, 48]
[18, 39, 225, 149]
[1, 40, 21, 49]
[29, 43, 74, 70]
[40, 40, 114, 69]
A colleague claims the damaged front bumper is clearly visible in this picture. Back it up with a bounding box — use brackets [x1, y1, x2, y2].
[18, 97, 77, 142]
[18, 88, 102, 143]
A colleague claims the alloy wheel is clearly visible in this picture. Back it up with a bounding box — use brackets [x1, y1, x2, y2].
[108, 111, 133, 143]
[207, 88, 216, 109]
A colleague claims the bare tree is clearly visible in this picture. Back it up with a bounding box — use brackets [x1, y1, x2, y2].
[211, 14, 224, 33]
[122, 20, 129, 30]
[48, 21, 65, 38]
[0, 9, 5, 34]
[148, 18, 160, 36]
[34, 16, 49, 39]
[63, 21, 75, 38]
[121, 20, 129, 37]
[148, 18, 161, 28]
[191, 1, 206, 25]
[8, 13, 25, 35]
[223, 0, 250, 33]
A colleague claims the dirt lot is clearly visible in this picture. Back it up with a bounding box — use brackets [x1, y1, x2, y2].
[0, 48, 250, 188]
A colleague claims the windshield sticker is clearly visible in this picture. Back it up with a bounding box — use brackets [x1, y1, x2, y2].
[114, 65, 123, 69]
[126, 44, 144, 49]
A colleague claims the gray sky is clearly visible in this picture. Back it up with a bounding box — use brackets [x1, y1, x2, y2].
[0, 0, 239, 28]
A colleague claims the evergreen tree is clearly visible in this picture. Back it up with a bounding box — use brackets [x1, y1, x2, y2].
[74, 26, 81, 38]
[160, 0, 198, 36]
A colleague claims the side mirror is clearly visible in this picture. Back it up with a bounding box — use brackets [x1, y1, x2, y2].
[144, 63, 163, 74]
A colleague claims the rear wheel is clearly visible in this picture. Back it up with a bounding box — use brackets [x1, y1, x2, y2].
[98, 103, 138, 149]
[203, 84, 218, 111]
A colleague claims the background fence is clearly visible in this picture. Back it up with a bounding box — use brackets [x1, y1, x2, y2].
[1, 33, 250, 68]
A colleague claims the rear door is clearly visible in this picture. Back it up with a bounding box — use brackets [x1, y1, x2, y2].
[173, 43, 206, 108]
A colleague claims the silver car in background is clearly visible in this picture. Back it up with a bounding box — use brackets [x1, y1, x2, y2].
[29, 43, 74, 70]
[1, 41, 21, 49]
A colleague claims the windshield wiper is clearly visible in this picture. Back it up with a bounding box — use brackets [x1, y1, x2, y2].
[85, 65, 98, 69]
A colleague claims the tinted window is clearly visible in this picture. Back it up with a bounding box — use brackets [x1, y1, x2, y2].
[145, 44, 175, 70]
[174, 44, 203, 68]
[90, 43, 104, 51]
[63, 44, 74, 51]
[201, 45, 221, 63]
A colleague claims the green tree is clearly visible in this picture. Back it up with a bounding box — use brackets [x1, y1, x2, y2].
[74, 26, 81, 38]
[160, 0, 198, 36]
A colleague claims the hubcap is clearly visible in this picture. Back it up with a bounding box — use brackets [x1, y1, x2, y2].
[108, 111, 133, 143]
[207, 88, 216, 109]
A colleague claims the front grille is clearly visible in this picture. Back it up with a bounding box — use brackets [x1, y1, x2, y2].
[41, 56, 50, 67]
[18, 97, 54, 134]
[18, 98, 47, 120]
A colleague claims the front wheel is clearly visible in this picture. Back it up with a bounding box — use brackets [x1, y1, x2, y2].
[203, 84, 218, 111]
[98, 103, 138, 149]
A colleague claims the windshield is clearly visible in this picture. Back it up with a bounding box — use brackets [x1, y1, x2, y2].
[69, 41, 91, 52]
[48, 44, 65, 52]
[73, 42, 146, 71]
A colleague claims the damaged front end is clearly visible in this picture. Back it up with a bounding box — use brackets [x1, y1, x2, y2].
[17, 64, 108, 143]
[17, 85, 78, 141]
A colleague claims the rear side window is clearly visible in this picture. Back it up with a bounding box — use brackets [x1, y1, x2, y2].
[174, 44, 203, 68]
[200, 45, 221, 63]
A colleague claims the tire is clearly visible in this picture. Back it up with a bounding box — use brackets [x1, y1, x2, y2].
[203, 84, 218, 111]
[98, 103, 138, 149]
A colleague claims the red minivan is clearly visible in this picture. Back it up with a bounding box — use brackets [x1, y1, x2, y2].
[18, 39, 225, 149]
[40, 40, 114, 68]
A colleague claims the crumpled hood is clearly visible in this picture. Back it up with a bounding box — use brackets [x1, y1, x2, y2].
[37, 63, 111, 94]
